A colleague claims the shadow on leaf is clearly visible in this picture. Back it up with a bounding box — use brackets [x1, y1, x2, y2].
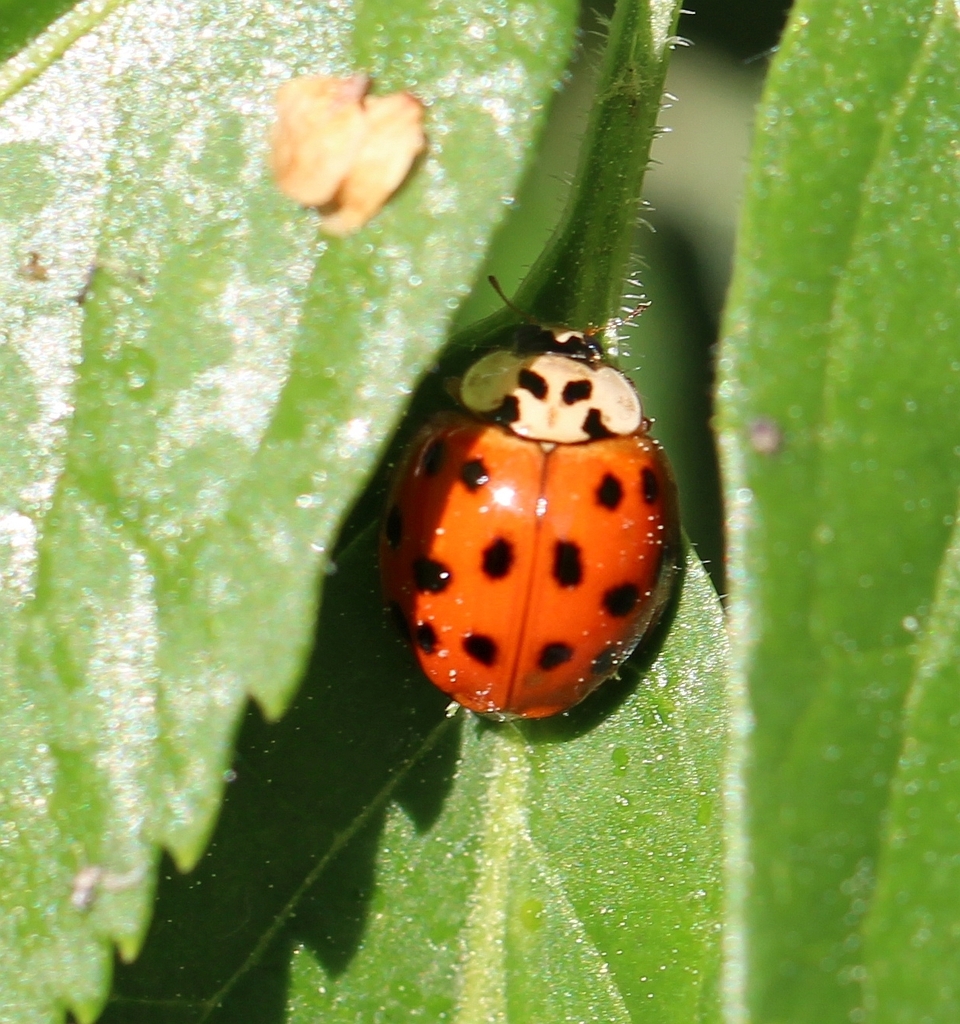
[103, 525, 457, 1024]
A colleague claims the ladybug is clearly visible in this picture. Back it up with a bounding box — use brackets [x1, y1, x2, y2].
[379, 299, 681, 719]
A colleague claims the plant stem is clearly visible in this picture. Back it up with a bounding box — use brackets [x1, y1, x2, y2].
[515, 0, 684, 331]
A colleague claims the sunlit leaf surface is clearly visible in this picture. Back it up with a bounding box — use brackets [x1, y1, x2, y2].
[0, 0, 576, 1018]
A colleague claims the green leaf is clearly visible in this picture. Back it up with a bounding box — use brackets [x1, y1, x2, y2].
[0, 0, 577, 1018]
[103, 531, 728, 1024]
[0, 0, 79, 69]
[285, 553, 728, 1024]
[99, 0, 727, 1018]
[862, 511, 960, 1021]
[717, 1, 960, 1021]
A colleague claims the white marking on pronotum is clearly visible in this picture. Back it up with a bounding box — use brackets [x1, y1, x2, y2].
[461, 352, 642, 443]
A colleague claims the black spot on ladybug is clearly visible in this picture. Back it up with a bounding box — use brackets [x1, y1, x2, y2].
[422, 439, 445, 476]
[596, 473, 623, 510]
[463, 634, 497, 666]
[491, 394, 520, 426]
[562, 379, 592, 405]
[603, 583, 640, 617]
[518, 368, 548, 400]
[553, 541, 583, 587]
[413, 557, 452, 593]
[591, 645, 619, 676]
[416, 621, 438, 654]
[482, 537, 514, 579]
[539, 642, 574, 670]
[461, 458, 490, 492]
[389, 602, 411, 643]
[385, 505, 403, 549]
[582, 408, 613, 440]
[642, 467, 659, 504]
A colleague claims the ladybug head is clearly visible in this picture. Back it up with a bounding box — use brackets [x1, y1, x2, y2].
[513, 324, 604, 364]
[484, 278, 609, 364]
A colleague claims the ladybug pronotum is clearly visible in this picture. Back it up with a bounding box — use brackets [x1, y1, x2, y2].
[379, 319, 681, 719]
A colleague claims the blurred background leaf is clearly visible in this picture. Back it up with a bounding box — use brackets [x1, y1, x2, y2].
[717, 1, 960, 1022]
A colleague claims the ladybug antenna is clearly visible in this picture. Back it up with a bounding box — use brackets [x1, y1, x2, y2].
[605, 296, 652, 332]
[487, 276, 538, 324]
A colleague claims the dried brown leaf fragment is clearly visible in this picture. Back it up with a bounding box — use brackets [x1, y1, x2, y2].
[270, 75, 426, 236]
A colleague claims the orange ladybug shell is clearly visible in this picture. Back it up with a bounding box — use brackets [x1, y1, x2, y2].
[380, 411, 680, 718]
